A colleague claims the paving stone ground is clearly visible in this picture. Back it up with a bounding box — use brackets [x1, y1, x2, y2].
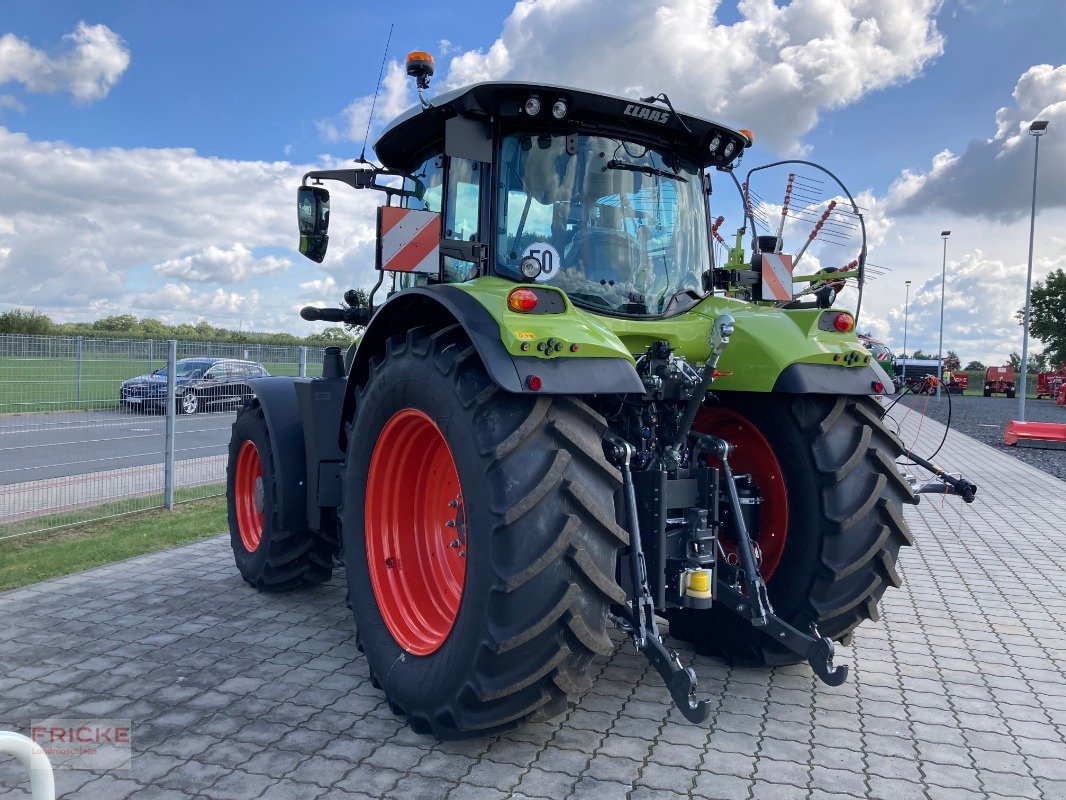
[2, 406, 1065, 799]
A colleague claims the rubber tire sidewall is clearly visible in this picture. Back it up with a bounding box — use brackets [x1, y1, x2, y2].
[343, 347, 514, 713]
[227, 406, 275, 581]
[341, 330, 625, 735]
[669, 392, 909, 664]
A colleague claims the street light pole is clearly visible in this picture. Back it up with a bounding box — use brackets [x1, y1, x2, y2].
[1018, 119, 1049, 422]
[902, 280, 912, 384]
[937, 231, 950, 399]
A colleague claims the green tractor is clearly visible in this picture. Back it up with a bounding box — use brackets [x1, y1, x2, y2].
[226, 53, 968, 738]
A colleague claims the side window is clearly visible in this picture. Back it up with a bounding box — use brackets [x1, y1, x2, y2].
[408, 154, 444, 213]
[444, 158, 481, 283]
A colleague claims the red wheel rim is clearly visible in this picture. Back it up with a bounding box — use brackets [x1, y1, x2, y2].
[235, 440, 265, 553]
[365, 409, 466, 656]
[693, 406, 789, 579]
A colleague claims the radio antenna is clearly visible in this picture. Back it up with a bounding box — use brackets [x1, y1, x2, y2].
[359, 23, 394, 164]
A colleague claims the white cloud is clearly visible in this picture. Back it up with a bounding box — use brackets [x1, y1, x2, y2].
[153, 243, 291, 283]
[0, 94, 24, 114]
[888, 64, 1066, 220]
[317, 61, 412, 144]
[0, 127, 294, 307]
[0, 22, 130, 103]
[132, 283, 259, 316]
[0, 126, 387, 331]
[439, 0, 944, 154]
[322, 0, 943, 157]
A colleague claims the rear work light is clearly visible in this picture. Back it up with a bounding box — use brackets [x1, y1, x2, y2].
[833, 313, 855, 333]
[507, 288, 538, 312]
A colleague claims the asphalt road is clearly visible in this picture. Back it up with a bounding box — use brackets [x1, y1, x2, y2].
[0, 407, 235, 486]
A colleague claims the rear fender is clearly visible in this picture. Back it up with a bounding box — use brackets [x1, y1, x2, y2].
[341, 285, 644, 447]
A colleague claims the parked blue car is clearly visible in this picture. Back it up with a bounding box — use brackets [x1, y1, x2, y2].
[120, 358, 269, 414]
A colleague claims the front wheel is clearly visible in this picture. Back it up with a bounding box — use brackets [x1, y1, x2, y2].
[341, 325, 627, 739]
[226, 402, 336, 591]
[667, 393, 916, 666]
[178, 389, 199, 414]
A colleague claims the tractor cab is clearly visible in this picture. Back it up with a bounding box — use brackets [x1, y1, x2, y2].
[298, 55, 752, 320]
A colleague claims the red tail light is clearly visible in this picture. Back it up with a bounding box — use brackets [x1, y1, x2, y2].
[507, 288, 538, 313]
[833, 313, 855, 332]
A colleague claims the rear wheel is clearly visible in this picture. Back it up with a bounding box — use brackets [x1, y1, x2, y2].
[227, 402, 336, 591]
[667, 393, 915, 666]
[341, 325, 627, 738]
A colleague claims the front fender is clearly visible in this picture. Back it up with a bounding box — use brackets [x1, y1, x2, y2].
[243, 377, 308, 532]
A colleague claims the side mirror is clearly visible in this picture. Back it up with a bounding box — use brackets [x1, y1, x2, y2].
[298, 186, 330, 263]
[298, 186, 330, 235]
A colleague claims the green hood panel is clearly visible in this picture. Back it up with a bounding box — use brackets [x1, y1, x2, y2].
[454, 278, 873, 393]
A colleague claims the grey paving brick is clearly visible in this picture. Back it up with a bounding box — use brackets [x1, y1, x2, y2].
[701, 748, 757, 780]
[692, 772, 754, 799]
[977, 769, 1041, 799]
[921, 760, 983, 791]
[200, 768, 275, 800]
[566, 777, 632, 800]
[155, 758, 232, 793]
[410, 750, 478, 782]
[867, 774, 931, 800]
[282, 754, 357, 788]
[385, 771, 453, 800]
[583, 752, 644, 784]
[512, 766, 579, 799]
[527, 745, 587, 777]
[809, 765, 866, 796]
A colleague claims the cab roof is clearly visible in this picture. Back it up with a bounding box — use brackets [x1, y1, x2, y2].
[373, 81, 751, 172]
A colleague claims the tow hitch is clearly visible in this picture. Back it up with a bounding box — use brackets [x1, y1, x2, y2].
[609, 435, 712, 724]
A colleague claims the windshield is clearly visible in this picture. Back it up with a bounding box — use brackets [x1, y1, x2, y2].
[154, 361, 209, 378]
[497, 133, 710, 315]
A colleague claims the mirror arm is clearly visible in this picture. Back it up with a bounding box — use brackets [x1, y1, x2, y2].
[302, 168, 420, 201]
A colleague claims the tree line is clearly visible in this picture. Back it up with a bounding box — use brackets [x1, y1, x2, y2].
[0, 308, 357, 349]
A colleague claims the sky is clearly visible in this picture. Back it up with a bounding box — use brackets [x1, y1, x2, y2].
[0, 0, 1064, 365]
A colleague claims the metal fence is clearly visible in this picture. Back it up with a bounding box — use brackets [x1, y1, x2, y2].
[0, 333, 326, 539]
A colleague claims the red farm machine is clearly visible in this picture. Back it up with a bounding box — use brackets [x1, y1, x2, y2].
[224, 53, 976, 738]
[984, 365, 1016, 398]
[1036, 365, 1066, 400]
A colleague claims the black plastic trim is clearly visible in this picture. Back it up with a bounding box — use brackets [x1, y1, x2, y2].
[771, 363, 883, 395]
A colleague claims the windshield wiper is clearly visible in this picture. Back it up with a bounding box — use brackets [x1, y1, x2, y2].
[605, 159, 688, 182]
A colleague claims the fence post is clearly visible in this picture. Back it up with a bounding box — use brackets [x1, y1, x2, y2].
[75, 336, 83, 404]
[148, 339, 154, 372]
[299, 346, 307, 378]
[164, 340, 176, 510]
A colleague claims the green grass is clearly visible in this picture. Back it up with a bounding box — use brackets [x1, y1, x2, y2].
[0, 484, 226, 540]
[0, 496, 227, 591]
[0, 355, 321, 413]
